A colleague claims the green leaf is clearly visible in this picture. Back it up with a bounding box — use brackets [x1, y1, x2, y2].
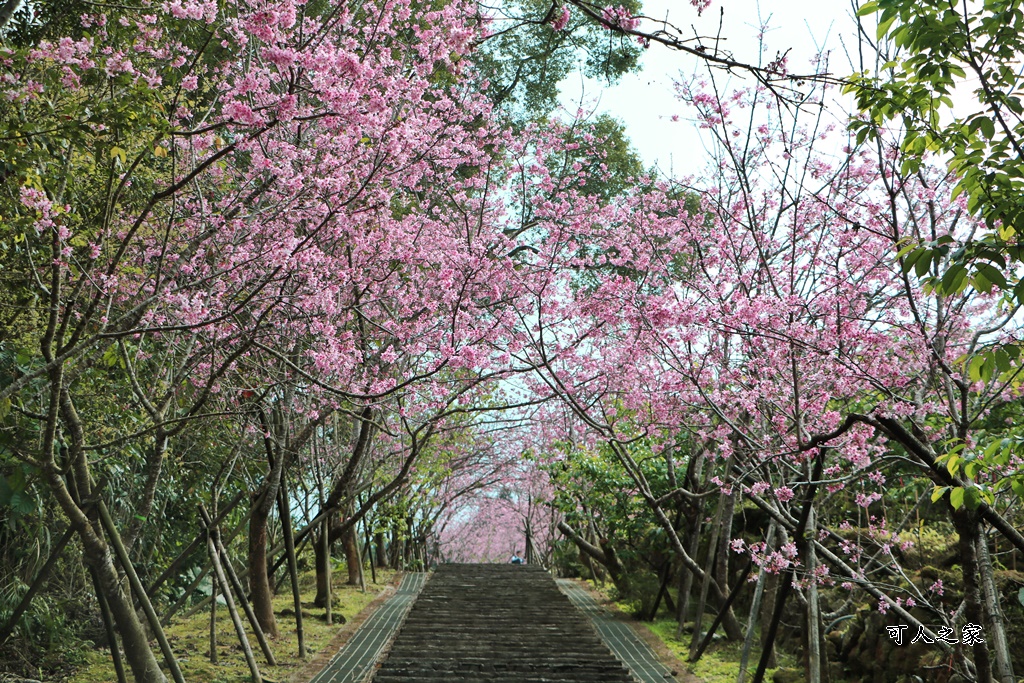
[964, 486, 983, 510]
[931, 485, 950, 503]
[976, 262, 1007, 290]
[857, 1, 880, 16]
[964, 460, 981, 480]
[949, 486, 965, 510]
[914, 250, 934, 277]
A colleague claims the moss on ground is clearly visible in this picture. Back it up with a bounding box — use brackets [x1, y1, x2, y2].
[646, 619, 795, 683]
[71, 568, 398, 683]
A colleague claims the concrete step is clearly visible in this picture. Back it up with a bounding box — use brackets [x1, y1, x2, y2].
[369, 563, 636, 683]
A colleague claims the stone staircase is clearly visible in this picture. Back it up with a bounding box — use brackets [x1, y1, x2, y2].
[370, 563, 637, 683]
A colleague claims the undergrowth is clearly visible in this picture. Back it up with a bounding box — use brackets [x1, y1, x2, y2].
[70, 568, 397, 683]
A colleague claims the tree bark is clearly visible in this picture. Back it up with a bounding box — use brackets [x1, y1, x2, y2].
[976, 531, 1015, 683]
[248, 498, 279, 638]
[278, 480, 305, 658]
[207, 522, 262, 683]
[314, 515, 332, 608]
[342, 511, 362, 586]
[953, 508, 992, 683]
[322, 517, 333, 626]
[690, 494, 726, 656]
[751, 448, 825, 683]
[738, 523, 776, 683]
[556, 521, 629, 594]
[805, 506, 822, 683]
[87, 538, 166, 683]
[375, 532, 387, 568]
[97, 500, 185, 683]
[202, 505, 276, 666]
[209, 566, 218, 664]
[89, 565, 129, 683]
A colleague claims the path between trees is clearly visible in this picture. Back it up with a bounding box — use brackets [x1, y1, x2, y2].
[306, 572, 427, 683]
[304, 564, 682, 683]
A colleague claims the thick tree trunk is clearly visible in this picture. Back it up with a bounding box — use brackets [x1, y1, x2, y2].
[375, 532, 387, 568]
[83, 527, 167, 683]
[557, 521, 629, 595]
[953, 509, 992, 683]
[248, 501, 279, 638]
[342, 515, 362, 586]
[89, 565, 128, 683]
[314, 518, 331, 608]
[976, 525, 1014, 683]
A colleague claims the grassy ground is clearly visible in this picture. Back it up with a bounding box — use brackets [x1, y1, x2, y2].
[71, 567, 398, 683]
[589, 580, 795, 683]
[645, 619, 794, 683]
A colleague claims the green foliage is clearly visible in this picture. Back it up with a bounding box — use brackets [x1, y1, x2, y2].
[476, 0, 643, 118]
[849, 0, 1024, 298]
[850, 0, 1024, 505]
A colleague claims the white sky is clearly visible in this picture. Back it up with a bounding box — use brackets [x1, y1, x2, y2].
[559, 0, 863, 175]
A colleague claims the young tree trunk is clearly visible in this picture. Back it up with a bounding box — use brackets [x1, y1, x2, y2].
[714, 489, 736, 590]
[690, 499, 725, 656]
[278, 481, 305, 658]
[647, 564, 674, 621]
[96, 501, 185, 683]
[322, 517, 333, 626]
[363, 515, 377, 585]
[209, 573, 218, 664]
[676, 512, 703, 636]
[207, 525, 262, 683]
[202, 505, 276, 665]
[804, 507, 822, 683]
[751, 448, 826, 683]
[677, 452, 706, 637]
[738, 523, 776, 683]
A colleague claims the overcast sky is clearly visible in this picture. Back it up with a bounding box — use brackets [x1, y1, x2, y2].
[559, 0, 862, 175]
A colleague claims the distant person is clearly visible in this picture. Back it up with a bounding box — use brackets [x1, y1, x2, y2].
[509, 552, 524, 564]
